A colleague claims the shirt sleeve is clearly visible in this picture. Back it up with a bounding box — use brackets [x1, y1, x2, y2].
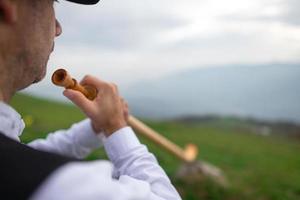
[29, 127, 182, 200]
[28, 119, 104, 159]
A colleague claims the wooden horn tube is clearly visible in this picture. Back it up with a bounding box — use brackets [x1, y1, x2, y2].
[128, 116, 198, 163]
[52, 69, 198, 163]
[52, 69, 98, 100]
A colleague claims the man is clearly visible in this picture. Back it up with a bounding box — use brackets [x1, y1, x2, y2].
[0, 0, 181, 199]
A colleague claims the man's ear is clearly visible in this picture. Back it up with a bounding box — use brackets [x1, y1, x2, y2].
[0, 0, 17, 24]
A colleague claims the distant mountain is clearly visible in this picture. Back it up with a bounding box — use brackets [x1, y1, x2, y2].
[124, 63, 300, 123]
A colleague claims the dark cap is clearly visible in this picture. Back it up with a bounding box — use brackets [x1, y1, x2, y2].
[66, 0, 100, 5]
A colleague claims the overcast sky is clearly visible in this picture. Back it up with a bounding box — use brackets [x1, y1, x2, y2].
[26, 0, 300, 95]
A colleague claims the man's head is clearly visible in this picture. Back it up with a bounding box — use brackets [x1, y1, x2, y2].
[0, 0, 98, 102]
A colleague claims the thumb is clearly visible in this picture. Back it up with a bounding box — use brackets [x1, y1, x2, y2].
[63, 89, 94, 114]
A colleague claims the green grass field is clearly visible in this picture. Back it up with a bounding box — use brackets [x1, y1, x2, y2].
[11, 93, 300, 200]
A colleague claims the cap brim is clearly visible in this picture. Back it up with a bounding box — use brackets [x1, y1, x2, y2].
[66, 0, 100, 5]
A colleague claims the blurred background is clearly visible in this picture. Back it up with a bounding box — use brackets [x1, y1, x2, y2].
[13, 0, 300, 199]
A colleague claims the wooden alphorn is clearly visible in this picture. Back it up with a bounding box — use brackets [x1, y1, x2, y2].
[128, 116, 198, 162]
[52, 69, 198, 163]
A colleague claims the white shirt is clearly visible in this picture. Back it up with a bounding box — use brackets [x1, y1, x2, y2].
[0, 102, 181, 200]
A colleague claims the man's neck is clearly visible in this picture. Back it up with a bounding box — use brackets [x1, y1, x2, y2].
[0, 33, 22, 103]
[0, 60, 15, 103]
[0, 92, 4, 102]
[0, 87, 13, 103]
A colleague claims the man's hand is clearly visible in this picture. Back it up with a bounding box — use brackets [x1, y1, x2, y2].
[63, 75, 129, 137]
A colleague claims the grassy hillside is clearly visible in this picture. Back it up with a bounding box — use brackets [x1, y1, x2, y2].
[11, 93, 300, 200]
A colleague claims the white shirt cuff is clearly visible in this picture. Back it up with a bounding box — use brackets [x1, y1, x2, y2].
[103, 127, 140, 163]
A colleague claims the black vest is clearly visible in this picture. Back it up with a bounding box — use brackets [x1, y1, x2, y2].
[0, 133, 77, 199]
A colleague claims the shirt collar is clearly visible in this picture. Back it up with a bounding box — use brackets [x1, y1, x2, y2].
[0, 101, 25, 142]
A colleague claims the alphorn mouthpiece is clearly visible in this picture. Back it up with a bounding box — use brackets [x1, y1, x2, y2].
[52, 68, 97, 100]
[52, 69, 75, 88]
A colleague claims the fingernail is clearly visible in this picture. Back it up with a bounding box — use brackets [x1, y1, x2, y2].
[63, 90, 73, 98]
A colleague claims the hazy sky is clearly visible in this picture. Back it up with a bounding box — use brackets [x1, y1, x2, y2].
[26, 0, 300, 95]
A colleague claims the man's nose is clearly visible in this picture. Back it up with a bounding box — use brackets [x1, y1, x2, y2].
[55, 19, 62, 37]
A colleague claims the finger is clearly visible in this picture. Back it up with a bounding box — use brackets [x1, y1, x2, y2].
[120, 98, 128, 109]
[125, 102, 129, 115]
[80, 75, 108, 90]
[124, 107, 129, 123]
[125, 101, 129, 110]
[121, 99, 130, 122]
[63, 89, 94, 114]
[110, 83, 119, 94]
